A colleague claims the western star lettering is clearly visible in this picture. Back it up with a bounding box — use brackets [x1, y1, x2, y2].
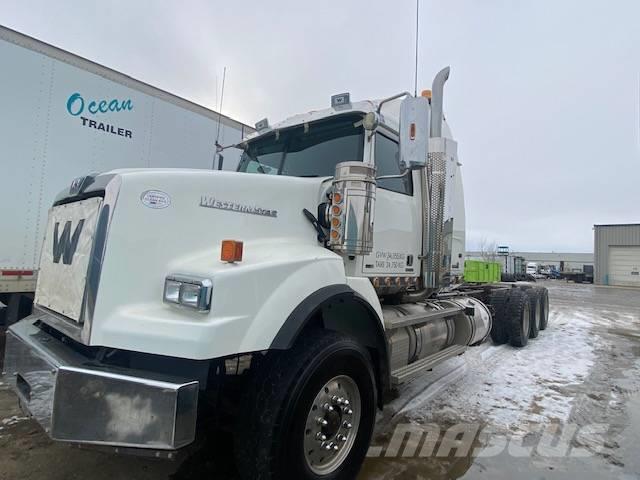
[199, 196, 278, 218]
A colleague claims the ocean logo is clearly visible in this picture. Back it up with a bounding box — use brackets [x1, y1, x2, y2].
[66, 92, 133, 116]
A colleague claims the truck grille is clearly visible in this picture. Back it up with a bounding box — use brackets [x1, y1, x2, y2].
[34, 197, 103, 322]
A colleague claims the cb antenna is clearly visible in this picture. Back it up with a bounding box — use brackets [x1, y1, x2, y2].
[414, 0, 420, 97]
[213, 66, 227, 170]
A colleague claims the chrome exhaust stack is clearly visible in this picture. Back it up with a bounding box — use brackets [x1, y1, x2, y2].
[425, 67, 454, 291]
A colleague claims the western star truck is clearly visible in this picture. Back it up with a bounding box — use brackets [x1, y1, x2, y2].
[0, 24, 252, 327]
[3, 68, 550, 480]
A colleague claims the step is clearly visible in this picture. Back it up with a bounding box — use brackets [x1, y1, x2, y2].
[390, 344, 468, 385]
[384, 306, 463, 330]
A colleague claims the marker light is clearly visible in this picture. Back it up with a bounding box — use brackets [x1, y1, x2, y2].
[331, 217, 341, 228]
[221, 240, 244, 263]
[164, 275, 212, 312]
[331, 205, 342, 216]
[333, 192, 343, 203]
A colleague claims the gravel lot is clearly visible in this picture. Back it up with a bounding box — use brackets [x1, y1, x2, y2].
[1, 281, 639, 480]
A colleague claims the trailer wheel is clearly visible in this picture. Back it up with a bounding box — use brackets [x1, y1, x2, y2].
[527, 290, 541, 339]
[5, 293, 33, 327]
[488, 289, 511, 345]
[537, 287, 549, 330]
[235, 330, 377, 480]
[507, 289, 530, 348]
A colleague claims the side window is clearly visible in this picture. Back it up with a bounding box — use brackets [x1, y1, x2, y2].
[374, 133, 413, 195]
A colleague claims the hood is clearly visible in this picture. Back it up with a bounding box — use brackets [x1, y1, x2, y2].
[102, 168, 330, 270]
[85, 169, 332, 336]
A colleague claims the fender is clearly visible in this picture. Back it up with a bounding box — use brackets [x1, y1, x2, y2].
[270, 284, 390, 407]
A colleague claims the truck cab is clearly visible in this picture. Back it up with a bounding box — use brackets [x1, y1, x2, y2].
[4, 69, 543, 480]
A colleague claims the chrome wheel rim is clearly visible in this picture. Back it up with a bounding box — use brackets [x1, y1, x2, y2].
[534, 299, 541, 329]
[303, 375, 361, 475]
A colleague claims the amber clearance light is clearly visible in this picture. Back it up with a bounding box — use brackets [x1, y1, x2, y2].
[221, 240, 244, 263]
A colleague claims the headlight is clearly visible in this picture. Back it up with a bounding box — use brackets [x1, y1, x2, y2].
[163, 275, 213, 312]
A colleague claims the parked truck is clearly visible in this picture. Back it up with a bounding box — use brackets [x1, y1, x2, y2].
[3, 68, 550, 480]
[0, 25, 252, 326]
[560, 265, 594, 283]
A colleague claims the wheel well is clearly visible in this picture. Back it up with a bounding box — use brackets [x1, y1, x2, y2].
[270, 285, 389, 409]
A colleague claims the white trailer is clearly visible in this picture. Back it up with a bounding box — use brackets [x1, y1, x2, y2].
[0, 25, 253, 323]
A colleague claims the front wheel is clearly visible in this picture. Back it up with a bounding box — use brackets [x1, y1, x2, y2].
[235, 330, 377, 480]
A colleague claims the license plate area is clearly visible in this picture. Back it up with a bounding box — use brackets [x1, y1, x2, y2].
[35, 197, 103, 322]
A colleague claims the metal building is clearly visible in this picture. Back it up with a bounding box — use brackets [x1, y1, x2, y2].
[594, 224, 640, 286]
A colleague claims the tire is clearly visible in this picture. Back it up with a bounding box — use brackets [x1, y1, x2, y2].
[526, 290, 541, 339]
[507, 288, 530, 348]
[234, 330, 377, 480]
[5, 293, 33, 327]
[488, 288, 511, 345]
[537, 287, 549, 330]
[0, 294, 7, 328]
[501, 273, 514, 282]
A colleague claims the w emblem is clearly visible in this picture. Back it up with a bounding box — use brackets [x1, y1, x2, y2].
[52, 220, 85, 265]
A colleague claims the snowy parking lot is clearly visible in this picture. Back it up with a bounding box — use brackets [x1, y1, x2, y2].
[1, 280, 639, 480]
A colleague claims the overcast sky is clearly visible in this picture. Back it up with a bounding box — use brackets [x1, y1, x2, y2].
[2, 0, 639, 252]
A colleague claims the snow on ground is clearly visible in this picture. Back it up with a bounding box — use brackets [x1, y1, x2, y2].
[385, 300, 596, 435]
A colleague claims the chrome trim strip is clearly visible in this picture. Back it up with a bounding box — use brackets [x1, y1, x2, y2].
[81, 175, 121, 343]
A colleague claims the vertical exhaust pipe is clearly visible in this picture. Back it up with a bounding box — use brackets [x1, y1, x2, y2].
[425, 67, 451, 291]
[430, 67, 450, 138]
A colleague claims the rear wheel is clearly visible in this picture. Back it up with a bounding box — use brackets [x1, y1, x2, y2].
[235, 330, 377, 480]
[507, 289, 530, 348]
[537, 287, 549, 330]
[488, 288, 511, 345]
[527, 290, 541, 339]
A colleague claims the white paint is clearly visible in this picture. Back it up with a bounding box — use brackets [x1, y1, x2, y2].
[0, 27, 249, 289]
[76, 169, 384, 359]
[608, 246, 640, 287]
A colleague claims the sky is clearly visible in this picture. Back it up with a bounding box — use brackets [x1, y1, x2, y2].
[2, 0, 639, 252]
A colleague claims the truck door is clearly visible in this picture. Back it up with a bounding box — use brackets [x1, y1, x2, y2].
[361, 132, 421, 277]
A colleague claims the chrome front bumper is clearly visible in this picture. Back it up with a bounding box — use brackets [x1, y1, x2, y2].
[3, 317, 198, 450]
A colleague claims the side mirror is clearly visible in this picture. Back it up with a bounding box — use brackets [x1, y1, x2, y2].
[399, 95, 430, 169]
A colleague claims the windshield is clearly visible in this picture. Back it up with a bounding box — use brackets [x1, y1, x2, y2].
[237, 114, 364, 177]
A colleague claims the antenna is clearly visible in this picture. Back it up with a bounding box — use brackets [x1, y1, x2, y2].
[212, 66, 227, 170]
[414, 0, 420, 97]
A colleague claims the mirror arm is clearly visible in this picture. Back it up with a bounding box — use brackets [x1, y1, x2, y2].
[377, 91, 412, 114]
[375, 169, 413, 181]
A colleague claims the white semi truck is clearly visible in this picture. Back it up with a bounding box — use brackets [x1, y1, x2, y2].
[0, 25, 252, 326]
[4, 68, 549, 480]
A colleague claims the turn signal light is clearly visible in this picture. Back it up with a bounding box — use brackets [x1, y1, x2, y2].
[221, 240, 243, 263]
